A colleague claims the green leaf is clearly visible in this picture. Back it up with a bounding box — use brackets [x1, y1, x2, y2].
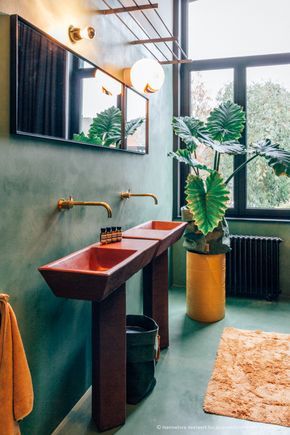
[172, 116, 207, 148]
[73, 132, 102, 146]
[202, 138, 246, 155]
[125, 117, 144, 137]
[168, 149, 212, 172]
[74, 107, 144, 148]
[206, 101, 246, 142]
[249, 139, 290, 177]
[88, 106, 122, 147]
[185, 171, 230, 235]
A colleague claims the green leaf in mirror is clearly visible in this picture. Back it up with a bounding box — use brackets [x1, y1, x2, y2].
[74, 106, 144, 148]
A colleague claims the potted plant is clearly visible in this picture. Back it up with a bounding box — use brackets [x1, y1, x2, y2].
[169, 101, 290, 322]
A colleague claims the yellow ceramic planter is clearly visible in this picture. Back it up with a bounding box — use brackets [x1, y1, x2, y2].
[186, 252, 226, 322]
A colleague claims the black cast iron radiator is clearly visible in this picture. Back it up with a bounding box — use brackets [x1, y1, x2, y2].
[226, 235, 282, 300]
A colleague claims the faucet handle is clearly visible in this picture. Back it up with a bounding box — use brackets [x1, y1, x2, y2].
[120, 190, 130, 200]
[58, 196, 74, 210]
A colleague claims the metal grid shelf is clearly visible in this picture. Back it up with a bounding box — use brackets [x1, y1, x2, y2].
[97, 0, 192, 64]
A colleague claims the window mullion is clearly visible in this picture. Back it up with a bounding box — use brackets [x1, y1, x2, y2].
[233, 65, 247, 216]
[176, 0, 190, 214]
[179, 62, 190, 209]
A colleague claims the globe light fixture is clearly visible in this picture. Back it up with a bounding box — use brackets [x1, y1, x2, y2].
[126, 58, 165, 94]
[95, 69, 122, 96]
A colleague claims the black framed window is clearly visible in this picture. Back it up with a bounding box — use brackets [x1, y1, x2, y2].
[177, 0, 290, 220]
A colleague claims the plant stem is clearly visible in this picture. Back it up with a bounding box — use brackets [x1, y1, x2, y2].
[191, 165, 198, 176]
[194, 151, 200, 176]
[216, 153, 221, 172]
[213, 151, 218, 171]
[224, 154, 258, 185]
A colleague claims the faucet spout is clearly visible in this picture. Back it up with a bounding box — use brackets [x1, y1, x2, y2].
[145, 193, 158, 205]
[120, 191, 158, 205]
[100, 202, 113, 218]
[58, 196, 113, 218]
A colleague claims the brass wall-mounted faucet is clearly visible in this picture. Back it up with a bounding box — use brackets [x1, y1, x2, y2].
[58, 196, 112, 218]
[120, 190, 158, 205]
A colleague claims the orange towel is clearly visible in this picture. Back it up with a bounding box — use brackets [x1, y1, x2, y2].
[0, 294, 34, 435]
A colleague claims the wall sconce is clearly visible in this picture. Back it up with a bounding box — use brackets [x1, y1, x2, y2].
[95, 69, 122, 96]
[68, 25, 95, 43]
[124, 58, 165, 94]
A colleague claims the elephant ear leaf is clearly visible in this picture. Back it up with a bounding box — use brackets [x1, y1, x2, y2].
[185, 171, 230, 235]
[125, 117, 144, 137]
[172, 116, 207, 149]
[203, 139, 246, 155]
[206, 101, 246, 142]
[168, 148, 212, 172]
[88, 106, 122, 147]
[73, 132, 102, 146]
[249, 139, 290, 177]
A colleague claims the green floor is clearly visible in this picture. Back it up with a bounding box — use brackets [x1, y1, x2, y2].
[54, 288, 290, 435]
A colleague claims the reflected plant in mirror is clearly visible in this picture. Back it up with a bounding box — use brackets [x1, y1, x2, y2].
[74, 62, 147, 151]
[74, 106, 144, 149]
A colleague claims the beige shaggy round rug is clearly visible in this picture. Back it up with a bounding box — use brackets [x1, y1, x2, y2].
[203, 327, 290, 427]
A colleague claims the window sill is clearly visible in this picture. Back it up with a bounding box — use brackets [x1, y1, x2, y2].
[174, 215, 290, 224]
[226, 217, 290, 224]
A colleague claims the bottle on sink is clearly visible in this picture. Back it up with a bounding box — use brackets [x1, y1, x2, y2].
[117, 227, 122, 242]
[100, 227, 107, 245]
[111, 226, 117, 243]
[106, 227, 112, 244]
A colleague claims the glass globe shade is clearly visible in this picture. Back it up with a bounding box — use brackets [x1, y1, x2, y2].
[95, 69, 122, 96]
[130, 58, 165, 94]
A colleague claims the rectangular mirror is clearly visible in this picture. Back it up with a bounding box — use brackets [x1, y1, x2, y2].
[10, 15, 149, 154]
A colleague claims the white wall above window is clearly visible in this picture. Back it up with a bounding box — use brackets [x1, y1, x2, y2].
[189, 0, 290, 60]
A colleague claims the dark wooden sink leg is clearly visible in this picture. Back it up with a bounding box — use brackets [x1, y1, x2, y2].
[91, 285, 126, 431]
[143, 250, 169, 349]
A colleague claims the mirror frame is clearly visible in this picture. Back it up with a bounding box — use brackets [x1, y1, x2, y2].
[10, 15, 149, 155]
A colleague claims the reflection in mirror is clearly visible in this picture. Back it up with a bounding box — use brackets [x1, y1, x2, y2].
[126, 88, 147, 153]
[12, 16, 149, 154]
[73, 63, 123, 148]
[17, 20, 67, 137]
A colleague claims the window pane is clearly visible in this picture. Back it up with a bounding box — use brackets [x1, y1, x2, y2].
[246, 65, 290, 209]
[188, 0, 290, 60]
[191, 69, 234, 207]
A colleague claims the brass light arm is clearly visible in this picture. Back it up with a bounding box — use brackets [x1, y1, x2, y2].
[120, 191, 158, 205]
[58, 196, 112, 218]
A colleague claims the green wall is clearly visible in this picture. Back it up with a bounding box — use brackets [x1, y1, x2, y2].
[172, 220, 290, 299]
[0, 1, 173, 433]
